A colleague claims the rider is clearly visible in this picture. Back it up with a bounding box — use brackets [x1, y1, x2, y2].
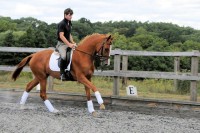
[56, 8, 77, 81]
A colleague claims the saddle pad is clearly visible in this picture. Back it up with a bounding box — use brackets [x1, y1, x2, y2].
[49, 52, 60, 71]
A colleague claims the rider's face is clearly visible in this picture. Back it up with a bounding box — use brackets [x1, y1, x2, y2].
[65, 14, 73, 21]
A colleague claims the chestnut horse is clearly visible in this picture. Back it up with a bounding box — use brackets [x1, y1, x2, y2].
[12, 33, 113, 115]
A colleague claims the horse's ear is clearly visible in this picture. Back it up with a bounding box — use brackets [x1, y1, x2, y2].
[107, 35, 112, 41]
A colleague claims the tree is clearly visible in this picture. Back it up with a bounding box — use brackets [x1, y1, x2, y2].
[112, 33, 127, 49]
[181, 40, 200, 51]
[18, 27, 36, 47]
[3, 31, 15, 46]
[73, 21, 94, 39]
[1, 31, 16, 65]
[0, 19, 16, 32]
[34, 30, 47, 48]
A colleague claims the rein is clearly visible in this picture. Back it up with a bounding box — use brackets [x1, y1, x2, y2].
[74, 42, 109, 61]
[74, 42, 110, 69]
[74, 48, 93, 57]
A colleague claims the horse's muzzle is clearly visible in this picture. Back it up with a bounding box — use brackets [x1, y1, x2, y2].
[104, 58, 110, 66]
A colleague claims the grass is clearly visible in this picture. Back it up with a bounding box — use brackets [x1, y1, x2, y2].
[0, 71, 199, 102]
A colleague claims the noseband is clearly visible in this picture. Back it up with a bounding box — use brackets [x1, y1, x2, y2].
[95, 40, 110, 61]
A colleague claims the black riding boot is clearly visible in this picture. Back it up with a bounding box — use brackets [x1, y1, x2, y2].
[60, 59, 67, 81]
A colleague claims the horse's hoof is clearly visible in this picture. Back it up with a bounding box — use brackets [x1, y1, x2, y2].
[92, 111, 97, 117]
[20, 104, 25, 110]
[52, 109, 59, 113]
[100, 104, 105, 110]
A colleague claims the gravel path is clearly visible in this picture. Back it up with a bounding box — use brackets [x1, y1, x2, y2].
[0, 101, 200, 133]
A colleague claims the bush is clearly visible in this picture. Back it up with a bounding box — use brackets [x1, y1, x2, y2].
[177, 80, 190, 94]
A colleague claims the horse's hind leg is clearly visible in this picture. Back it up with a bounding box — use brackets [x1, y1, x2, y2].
[26, 78, 39, 92]
[39, 78, 59, 113]
[20, 78, 39, 108]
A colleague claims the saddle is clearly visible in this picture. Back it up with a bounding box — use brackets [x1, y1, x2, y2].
[50, 47, 74, 81]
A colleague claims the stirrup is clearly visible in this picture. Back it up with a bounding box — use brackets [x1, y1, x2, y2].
[60, 74, 67, 81]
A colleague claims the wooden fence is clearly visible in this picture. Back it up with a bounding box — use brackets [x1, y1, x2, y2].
[0, 47, 199, 101]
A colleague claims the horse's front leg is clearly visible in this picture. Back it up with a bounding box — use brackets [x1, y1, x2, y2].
[79, 77, 105, 112]
[95, 91, 105, 110]
[85, 86, 96, 116]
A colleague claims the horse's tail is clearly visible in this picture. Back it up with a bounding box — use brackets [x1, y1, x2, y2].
[12, 54, 33, 81]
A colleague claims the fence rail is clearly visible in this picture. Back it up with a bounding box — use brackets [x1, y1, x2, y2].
[0, 47, 199, 101]
[1, 46, 200, 56]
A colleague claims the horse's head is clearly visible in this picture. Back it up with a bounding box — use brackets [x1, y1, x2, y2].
[96, 34, 113, 66]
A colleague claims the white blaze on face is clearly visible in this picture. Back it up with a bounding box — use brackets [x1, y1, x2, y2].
[107, 45, 112, 65]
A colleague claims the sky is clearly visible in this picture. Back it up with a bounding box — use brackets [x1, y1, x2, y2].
[1, 0, 200, 30]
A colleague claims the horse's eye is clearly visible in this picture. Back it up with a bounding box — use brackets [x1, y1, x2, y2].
[105, 48, 109, 52]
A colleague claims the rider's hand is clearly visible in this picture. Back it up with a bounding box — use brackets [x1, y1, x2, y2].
[69, 43, 77, 49]
[72, 43, 77, 49]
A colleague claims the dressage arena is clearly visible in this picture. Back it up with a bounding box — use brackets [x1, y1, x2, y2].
[0, 90, 200, 133]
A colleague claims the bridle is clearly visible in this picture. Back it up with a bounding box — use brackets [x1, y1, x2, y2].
[95, 40, 111, 62]
[74, 38, 111, 62]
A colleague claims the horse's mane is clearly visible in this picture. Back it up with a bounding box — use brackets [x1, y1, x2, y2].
[78, 33, 106, 46]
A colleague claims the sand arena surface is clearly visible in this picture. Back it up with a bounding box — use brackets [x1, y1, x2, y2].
[0, 91, 200, 133]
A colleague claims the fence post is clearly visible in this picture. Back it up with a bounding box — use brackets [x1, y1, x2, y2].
[113, 53, 121, 95]
[122, 55, 128, 88]
[190, 50, 199, 101]
[174, 56, 180, 91]
[47, 76, 54, 91]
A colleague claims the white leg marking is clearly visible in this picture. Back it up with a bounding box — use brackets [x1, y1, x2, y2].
[87, 100, 95, 113]
[44, 99, 59, 113]
[95, 91, 103, 105]
[20, 91, 29, 105]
